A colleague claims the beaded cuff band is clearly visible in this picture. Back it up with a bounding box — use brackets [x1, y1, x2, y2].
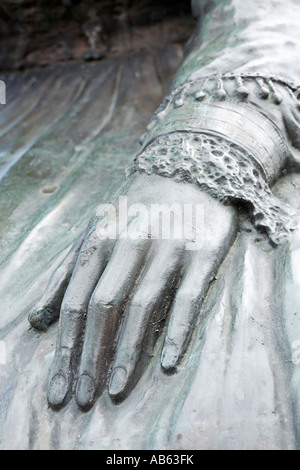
[127, 132, 296, 245]
[164, 72, 300, 107]
[139, 73, 300, 137]
[139, 73, 295, 183]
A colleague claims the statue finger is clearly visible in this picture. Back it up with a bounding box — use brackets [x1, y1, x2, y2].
[47, 229, 113, 408]
[75, 238, 152, 409]
[161, 218, 238, 372]
[108, 240, 185, 402]
[28, 229, 87, 331]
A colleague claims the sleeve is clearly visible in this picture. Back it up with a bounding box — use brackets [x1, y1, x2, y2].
[127, 0, 300, 245]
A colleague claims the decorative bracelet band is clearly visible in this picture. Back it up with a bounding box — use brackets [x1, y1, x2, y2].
[127, 131, 296, 245]
[142, 100, 291, 183]
[139, 72, 295, 183]
[139, 72, 300, 131]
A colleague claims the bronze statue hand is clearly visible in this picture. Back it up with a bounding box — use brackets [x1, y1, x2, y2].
[29, 173, 238, 409]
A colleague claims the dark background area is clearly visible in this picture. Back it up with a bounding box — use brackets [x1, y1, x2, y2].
[0, 0, 193, 70]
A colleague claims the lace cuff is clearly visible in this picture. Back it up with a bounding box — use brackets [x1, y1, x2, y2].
[127, 132, 296, 245]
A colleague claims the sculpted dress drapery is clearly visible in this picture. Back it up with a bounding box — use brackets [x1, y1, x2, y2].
[1, 0, 300, 449]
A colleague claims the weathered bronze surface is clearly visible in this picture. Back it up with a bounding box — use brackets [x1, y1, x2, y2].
[1, 0, 300, 450]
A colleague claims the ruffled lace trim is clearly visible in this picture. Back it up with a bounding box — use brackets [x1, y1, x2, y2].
[127, 132, 296, 245]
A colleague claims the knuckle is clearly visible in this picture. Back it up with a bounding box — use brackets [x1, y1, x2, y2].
[89, 290, 118, 311]
[60, 300, 83, 318]
[78, 246, 98, 266]
[78, 232, 102, 260]
[130, 293, 155, 312]
[175, 289, 200, 307]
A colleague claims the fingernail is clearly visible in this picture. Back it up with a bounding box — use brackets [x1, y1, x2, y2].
[109, 367, 127, 397]
[76, 374, 95, 408]
[28, 306, 55, 331]
[48, 373, 68, 407]
[28, 308, 45, 331]
[161, 346, 179, 373]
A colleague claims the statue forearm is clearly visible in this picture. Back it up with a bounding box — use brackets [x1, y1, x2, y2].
[127, 0, 300, 244]
[185, 0, 300, 85]
[141, 0, 300, 178]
